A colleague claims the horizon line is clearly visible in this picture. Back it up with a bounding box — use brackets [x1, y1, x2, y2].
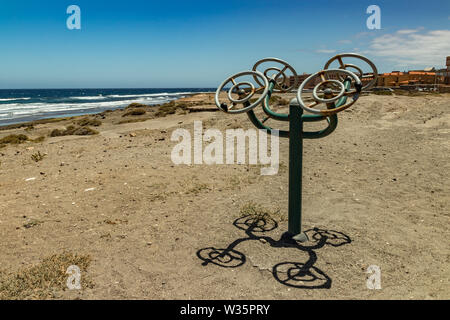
[0, 87, 217, 90]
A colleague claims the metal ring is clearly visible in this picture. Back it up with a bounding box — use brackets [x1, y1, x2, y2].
[227, 81, 255, 104]
[341, 64, 363, 79]
[324, 53, 378, 90]
[263, 67, 287, 85]
[215, 70, 269, 114]
[252, 58, 298, 92]
[312, 80, 345, 103]
[296, 69, 361, 115]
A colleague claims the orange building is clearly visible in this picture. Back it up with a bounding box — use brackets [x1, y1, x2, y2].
[286, 57, 450, 90]
[376, 70, 440, 87]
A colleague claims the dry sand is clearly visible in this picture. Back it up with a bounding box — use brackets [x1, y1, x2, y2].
[0, 92, 449, 299]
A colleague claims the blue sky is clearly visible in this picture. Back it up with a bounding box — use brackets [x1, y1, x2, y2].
[0, 0, 449, 88]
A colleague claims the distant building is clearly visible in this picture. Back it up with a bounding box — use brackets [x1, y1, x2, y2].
[285, 57, 450, 90]
[286, 73, 310, 88]
[286, 71, 354, 89]
[376, 70, 440, 87]
[436, 68, 449, 85]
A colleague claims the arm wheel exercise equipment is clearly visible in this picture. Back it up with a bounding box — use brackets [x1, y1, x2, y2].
[297, 69, 362, 115]
[214, 53, 378, 243]
[214, 70, 269, 114]
[252, 57, 299, 93]
[324, 53, 378, 91]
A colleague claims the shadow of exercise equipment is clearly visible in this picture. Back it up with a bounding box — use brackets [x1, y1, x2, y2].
[197, 214, 351, 289]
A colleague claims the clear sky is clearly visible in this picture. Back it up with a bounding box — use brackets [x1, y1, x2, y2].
[0, 0, 449, 88]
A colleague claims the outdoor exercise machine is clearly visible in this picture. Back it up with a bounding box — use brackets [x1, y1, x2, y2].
[214, 53, 378, 242]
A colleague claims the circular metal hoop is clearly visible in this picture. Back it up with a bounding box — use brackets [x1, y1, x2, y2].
[296, 69, 362, 115]
[341, 64, 364, 79]
[252, 58, 298, 92]
[215, 70, 269, 114]
[324, 53, 378, 90]
[264, 67, 287, 86]
[312, 80, 345, 103]
[228, 81, 255, 104]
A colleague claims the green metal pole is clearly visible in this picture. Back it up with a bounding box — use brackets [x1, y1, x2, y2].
[288, 99, 308, 242]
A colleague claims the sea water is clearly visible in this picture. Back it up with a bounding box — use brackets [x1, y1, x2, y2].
[0, 88, 214, 126]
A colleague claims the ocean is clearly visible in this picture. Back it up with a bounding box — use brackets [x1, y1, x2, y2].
[0, 88, 214, 126]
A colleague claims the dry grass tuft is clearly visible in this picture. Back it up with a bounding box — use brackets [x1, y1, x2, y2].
[239, 201, 285, 222]
[155, 101, 189, 117]
[116, 118, 151, 125]
[185, 182, 210, 195]
[0, 252, 93, 300]
[76, 118, 102, 127]
[0, 134, 29, 146]
[125, 103, 148, 109]
[50, 125, 98, 137]
[122, 108, 147, 117]
[32, 136, 46, 143]
[31, 151, 46, 162]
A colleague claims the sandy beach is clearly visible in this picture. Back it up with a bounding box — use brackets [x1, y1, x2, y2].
[0, 92, 449, 299]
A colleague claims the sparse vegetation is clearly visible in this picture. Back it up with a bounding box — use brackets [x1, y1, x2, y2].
[0, 117, 71, 132]
[50, 125, 98, 137]
[126, 103, 148, 109]
[31, 151, 46, 163]
[155, 101, 189, 117]
[239, 201, 285, 222]
[32, 136, 45, 143]
[103, 219, 128, 225]
[227, 176, 241, 189]
[116, 118, 151, 125]
[49, 129, 63, 137]
[122, 108, 147, 117]
[0, 134, 29, 148]
[23, 219, 43, 228]
[186, 182, 210, 195]
[76, 118, 102, 127]
[225, 172, 260, 190]
[0, 134, 29, 144]
[0, 252, 93, 299]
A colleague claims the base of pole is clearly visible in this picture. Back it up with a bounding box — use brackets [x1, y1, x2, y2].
[292, 232, 309, 243]
[281, 231, 309, 244]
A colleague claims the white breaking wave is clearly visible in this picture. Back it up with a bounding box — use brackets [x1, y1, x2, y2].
[0, 96, 180, 120]
[107, 93, 169, 98]
[69, 95, 107, 100]
[0, 90, 199, 123]
[106, 92, 192, 98]
[0, 97, 31, 101]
